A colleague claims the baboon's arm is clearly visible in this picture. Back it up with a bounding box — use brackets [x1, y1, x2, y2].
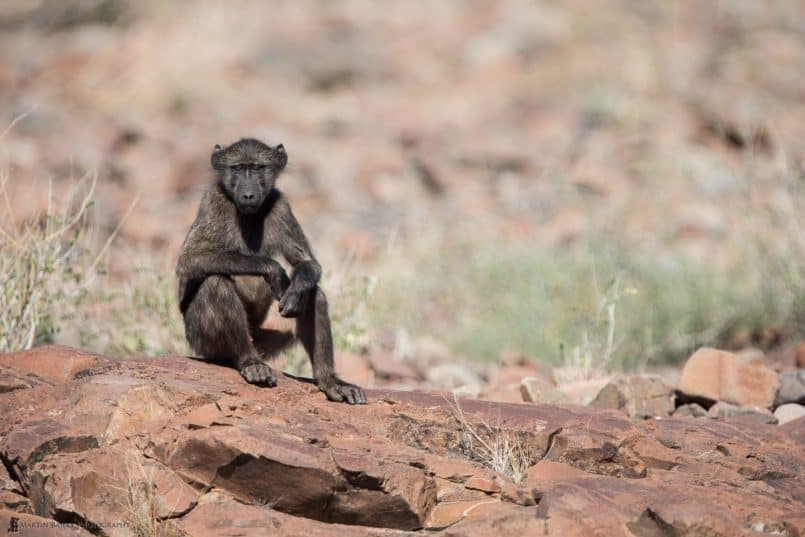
[176, 251, 278, 279]
[277, 206, 322, 316]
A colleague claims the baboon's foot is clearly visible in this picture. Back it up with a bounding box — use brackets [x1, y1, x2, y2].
[317, 376, 366, 405]
[239, 359, 277, 387]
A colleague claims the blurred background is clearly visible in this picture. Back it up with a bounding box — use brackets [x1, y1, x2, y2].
[1, 0, 803, 400]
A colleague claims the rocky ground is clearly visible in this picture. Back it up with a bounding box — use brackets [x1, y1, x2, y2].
[1, 3, 804, 534]
[0, 346, 803, 536]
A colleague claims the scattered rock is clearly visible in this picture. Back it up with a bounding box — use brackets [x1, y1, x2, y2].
[589, 375, 674, 418]
[708, 402, 777, 425]
[677, 347, 780, 408]
[480, 361, 555, 403]
[775, 370, 805, 406]
[550, 372, 612, 405]
[672, 403, 708, 418]
[520, 376, 569, 404]
[774, 403, 805, 425]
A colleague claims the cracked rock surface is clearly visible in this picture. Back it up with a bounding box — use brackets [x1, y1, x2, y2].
[0, 346, 803, 536]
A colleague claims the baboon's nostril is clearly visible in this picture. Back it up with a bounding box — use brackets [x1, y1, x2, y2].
[242, 192, 255, 200]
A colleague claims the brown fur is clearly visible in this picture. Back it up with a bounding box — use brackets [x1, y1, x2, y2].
[176, 138, 366, 404]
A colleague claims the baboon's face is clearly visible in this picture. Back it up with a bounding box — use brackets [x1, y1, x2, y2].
[211, 139, 287, 214]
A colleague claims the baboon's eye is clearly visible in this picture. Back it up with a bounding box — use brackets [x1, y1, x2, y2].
[251, 164, 266, 172]
[233, 164, 247, 172]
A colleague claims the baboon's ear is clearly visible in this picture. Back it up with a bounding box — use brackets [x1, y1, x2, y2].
[274, 143, 288, 170]
[211, 144, 225, 169]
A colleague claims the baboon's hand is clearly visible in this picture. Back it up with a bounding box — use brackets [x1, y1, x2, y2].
[264, 259, 290, 294]
[318, 376, 367, 405]
[279, 288, 305, 317]
[240, 361, 277, 386]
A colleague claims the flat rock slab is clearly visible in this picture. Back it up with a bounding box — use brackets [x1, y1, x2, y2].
[0, 346, 803, 537]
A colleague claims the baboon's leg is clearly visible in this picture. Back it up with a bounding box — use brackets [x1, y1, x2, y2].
[184, 275, 276, 386]
[232, 275, 274, 326]
[296, 287, 366, 404]
[252, 327, 297, 358]
[233, 274, 298, 358]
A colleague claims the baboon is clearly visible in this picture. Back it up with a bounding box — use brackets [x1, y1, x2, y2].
[176, 138, 366, 404]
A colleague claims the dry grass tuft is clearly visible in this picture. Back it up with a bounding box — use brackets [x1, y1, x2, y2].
[449, 394, 540, 482]
[124, 459, 186, 537]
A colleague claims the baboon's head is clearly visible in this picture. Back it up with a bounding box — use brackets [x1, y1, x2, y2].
[211, 138, 287, 214]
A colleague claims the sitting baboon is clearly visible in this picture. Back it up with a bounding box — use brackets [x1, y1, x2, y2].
[176, 138, 366, 404]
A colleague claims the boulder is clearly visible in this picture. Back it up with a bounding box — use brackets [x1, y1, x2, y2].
[774, 403, 805, 425]
[520, 376, 569, 404]
[551, 375, 612, 405]
[708, 402, 777, 424]
[672, 403, 708, 418]
[775, 370, 805, 406]
[589, 374, 674, 418]
[0, 346, 803, 536]
[677, 347, 780, 408]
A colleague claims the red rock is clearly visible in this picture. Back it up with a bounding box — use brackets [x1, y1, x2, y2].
[590, 374, 675, 418]
[433, 478, 487, 503]
[463, 476, 501, 494]
[520, 376, 570, 404]
[179, 492, 408, 537]
[476, 385, 525, 403]
[0, 510, 93, 536]
[0, 490, 30, 513]
[425, 498, 499, 530]
[677, 347, 780, 408]
[27, 447, 197, 532]
[525, 460, 587, 488]
[0, 347, 802, 535]
[552, 375, 612, 405]
[499, 482, 537, 506]
[181, 402, 228, 429]
[0, 346, 105, 384]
